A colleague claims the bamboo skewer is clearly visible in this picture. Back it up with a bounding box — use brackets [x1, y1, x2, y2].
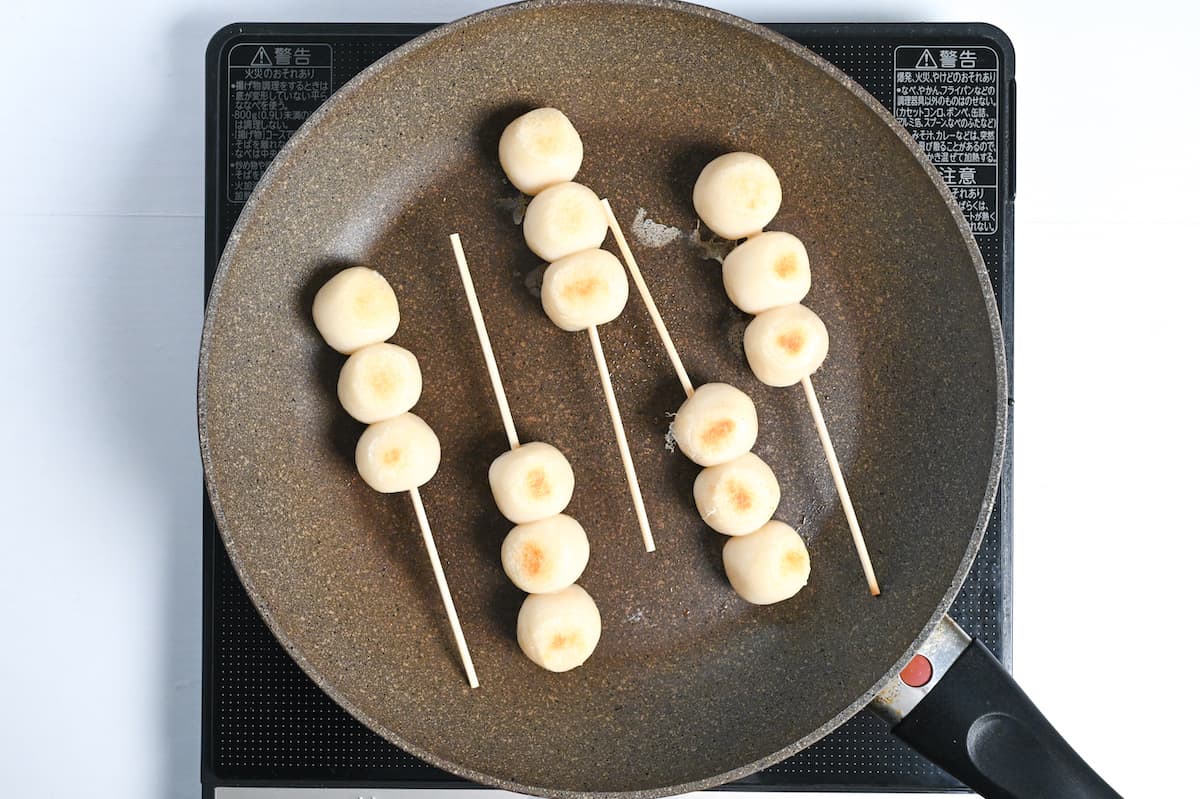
[313, 260, 481, 687]
[588, 325, 656, 553]
[603, 198, 879, 595]
[453, 233, 654, 554]
[450, 233, 521, 450]
[800, 376, 880, 596]
[410, 486, 480, 688]
[600, 199, 694, 398]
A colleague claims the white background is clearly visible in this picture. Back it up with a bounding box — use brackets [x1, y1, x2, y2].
[0, 0, 1194, 797]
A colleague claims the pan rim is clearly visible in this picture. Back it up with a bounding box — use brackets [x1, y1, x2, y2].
[197, 1, 1009, 796]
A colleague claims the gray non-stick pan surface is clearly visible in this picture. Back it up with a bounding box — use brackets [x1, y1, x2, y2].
[198, 1, 1006, 796]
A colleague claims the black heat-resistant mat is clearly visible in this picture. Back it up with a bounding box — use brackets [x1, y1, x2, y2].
[203, 21, 1014, 796]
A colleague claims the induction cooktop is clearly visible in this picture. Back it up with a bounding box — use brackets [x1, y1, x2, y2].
[203, 21, 1015, 798]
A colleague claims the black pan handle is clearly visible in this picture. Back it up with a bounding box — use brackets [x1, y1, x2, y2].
[872, 617, 1121, 799]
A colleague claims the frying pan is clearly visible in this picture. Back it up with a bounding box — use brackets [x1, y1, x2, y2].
[198, 2, 1119, 797]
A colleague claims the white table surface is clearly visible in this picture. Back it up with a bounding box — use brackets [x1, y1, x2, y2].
[1, 0, 1194, 796]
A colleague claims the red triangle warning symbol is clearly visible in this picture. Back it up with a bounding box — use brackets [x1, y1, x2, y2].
[250, 46, 272, 66]
[915, 49, 937, 69]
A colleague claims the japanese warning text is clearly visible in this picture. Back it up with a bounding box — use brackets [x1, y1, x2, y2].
[227, 43, 333, 203]
[894, 46, 1000, 235]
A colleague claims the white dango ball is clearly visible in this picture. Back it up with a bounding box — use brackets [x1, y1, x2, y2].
[523, 182, 608, 262]
[672, 382, 759, 467]
[336, 343, 422, 424]
[722, 520, 811, 605]
[722, 232, 811, 314]
[354, 413, 441, 493]
[693, 452, 781, 536]
[743, 303, 830, 387]
[540, 248, 630, 332]
[692, 152, 782, 240]
[516, 584, 602, 672]
[501, 514, 590, 595]
[498, 107, 585, 195]
[311, 266, 401, 355]
[488, 442, 576, 524]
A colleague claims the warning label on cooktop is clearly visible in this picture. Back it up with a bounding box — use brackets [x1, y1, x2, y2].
[226, 43, 333, 203]
[894, 46, 999, 235]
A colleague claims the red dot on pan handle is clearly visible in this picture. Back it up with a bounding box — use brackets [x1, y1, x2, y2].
[900, 654, 934, 688]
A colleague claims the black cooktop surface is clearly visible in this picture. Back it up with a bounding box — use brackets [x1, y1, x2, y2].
[203, 21, 1014, 797]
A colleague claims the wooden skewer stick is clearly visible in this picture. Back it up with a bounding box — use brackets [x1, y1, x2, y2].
[600, 199, 695, 398]
[800, 375, 881, 596]
[450, 233, 520, 450]
[409, 486, 481, 687]
[588, 325, 656, 553]
[603, 200, 879, 594]
[454, 232, 651, 552]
